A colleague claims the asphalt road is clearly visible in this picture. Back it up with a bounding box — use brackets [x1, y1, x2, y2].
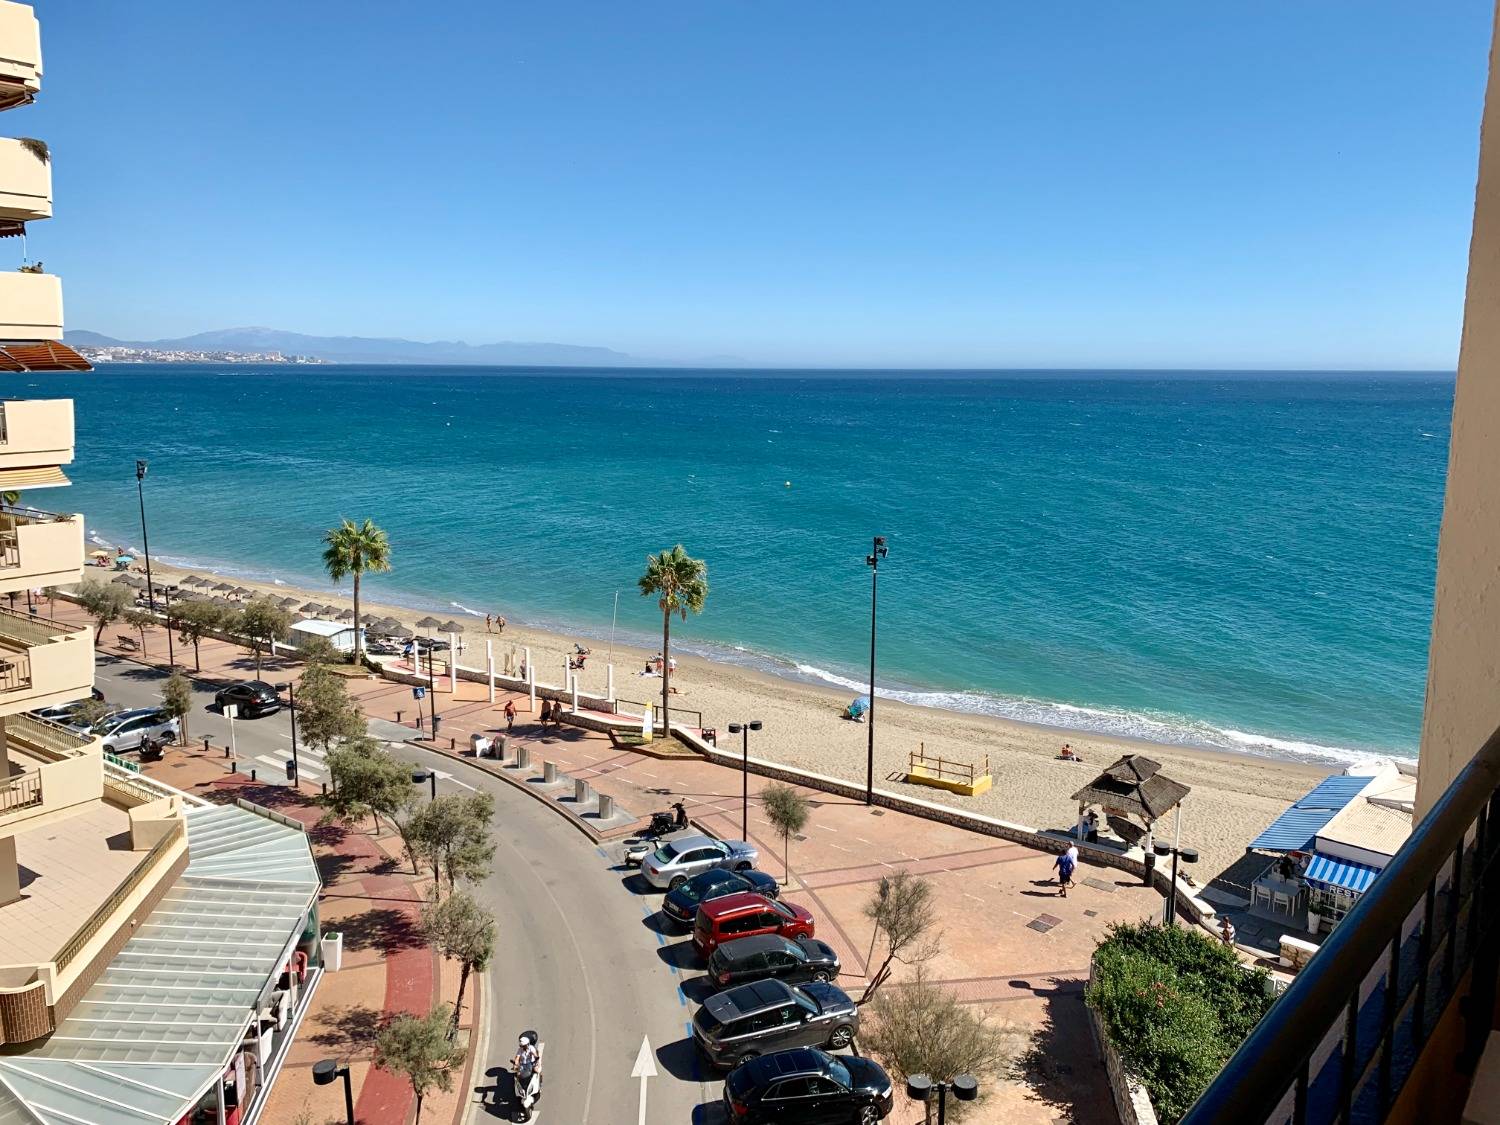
[93, 655, 722, 1123]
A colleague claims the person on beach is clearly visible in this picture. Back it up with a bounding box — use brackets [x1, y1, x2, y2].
[1220, 916, 1237, 947]
[485, 614, 492, 632]
[504, 699, 516, 731]
[496, 614, 506, 634]
[1054, 845, 1078, 896]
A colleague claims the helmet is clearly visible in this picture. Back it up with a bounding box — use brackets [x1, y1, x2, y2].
[518, 1034, 533, 1047]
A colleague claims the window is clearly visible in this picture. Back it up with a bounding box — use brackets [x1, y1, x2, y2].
[766, 1078, 813, 1099]
[771, 901, 795, 919]
[767, 950, 794, 968]
[806, 1076, 842, 1095]
[723, 914, 761, 936]
[759, 912, 783, 929]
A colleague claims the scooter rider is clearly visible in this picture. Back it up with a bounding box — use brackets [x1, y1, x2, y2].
[672, 801, 687, 830]
[513, 1033, 539, 1076]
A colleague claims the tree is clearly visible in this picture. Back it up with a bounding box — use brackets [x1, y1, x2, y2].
[161, 671, 193, 742]
[420, 889, 496, 1029]
[407, 791, 496, 891]
[862, 966, 1024, 1121]
[294, 660, 365, 754]
[322, 736, 418, 835]
[122, 608, 155, 656]
[238, 597, 291, 676]
[76, 578, 132, 643]
[170, 600, 222, 672]
[860, 870, 939, 1005]
[375, 1003, 465, 1125]
[761, 782, 810, 879]
[636, 544, 708, 736]
[69, 696, 110, 730]
[322, 517, 392, 663]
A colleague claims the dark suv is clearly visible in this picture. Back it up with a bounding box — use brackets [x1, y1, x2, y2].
[708, 933, 840, 990]
[214, 680, 281, 717]
[693, 978, 857, 1070]
[662, 867, 780, 928]
[722, 1047, 895, 1123]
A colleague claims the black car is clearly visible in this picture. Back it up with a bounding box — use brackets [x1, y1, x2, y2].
[214, 680, 281, 717]
[707, 933, 841, 990]
[723, 1047, 894, 1123]
[694, 978, 858, 1070]
[662, 867, 780, 928]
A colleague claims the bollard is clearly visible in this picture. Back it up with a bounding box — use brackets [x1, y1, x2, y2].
[230, 760, 238, 773]
[250, 768, 257, 781]
[515, 745, 530, 769]
[202, 737, 210, 752]
[497, 735, 509, 761]
[574, 777, 590, 804]
[598, 793, 614, 819]
[450, 737, 456, 750]
[322, 781, 328, 796]
[543, 761, 558, 784]
[224, 745, 231, 758]
[396, 709, 403, 724]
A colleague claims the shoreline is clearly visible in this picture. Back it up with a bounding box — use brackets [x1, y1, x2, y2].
[119, 556, 1357, 884]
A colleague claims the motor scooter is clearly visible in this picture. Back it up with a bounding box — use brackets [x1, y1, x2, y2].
[511, 1030, 543, 1122]
[622, 802, 688, 865]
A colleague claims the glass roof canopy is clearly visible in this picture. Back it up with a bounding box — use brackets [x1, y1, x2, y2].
[0, 803, 320, 1124]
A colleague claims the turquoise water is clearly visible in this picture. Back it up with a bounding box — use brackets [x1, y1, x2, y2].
[38, 365, 1451, 765]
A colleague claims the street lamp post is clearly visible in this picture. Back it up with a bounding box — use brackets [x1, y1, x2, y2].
[411, 768, 438, 801]
[864, 535, 888, 805]
[135, 459, 156, 613]
[726, 720, 763, 839]
[907, 1073, 979, 1124]
[1153, 841, 1199, 925]
[312, 1059, 354, 1125]
[425, 636, 440, 738]
[161, 585, 175, 668]
[277, 680, 301, 787]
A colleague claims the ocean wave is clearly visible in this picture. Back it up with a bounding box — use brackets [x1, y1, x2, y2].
[449, 602, 484, 617]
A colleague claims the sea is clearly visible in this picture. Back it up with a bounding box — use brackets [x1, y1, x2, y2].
[34, 364, 1452, 768]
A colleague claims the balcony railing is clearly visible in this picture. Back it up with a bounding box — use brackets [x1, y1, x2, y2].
[1180, 726, 1500, 1125]
[0, 647, 29, 694]
[0, 768, 39, 813]
[53, 817, 185, 972]
[0, 505, 78, 573]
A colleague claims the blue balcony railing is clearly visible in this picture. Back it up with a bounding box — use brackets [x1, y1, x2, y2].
[1181, 727, 1500, 1124]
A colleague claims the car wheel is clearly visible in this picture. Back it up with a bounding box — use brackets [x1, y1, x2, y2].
[669, 875, 687, 891]
[858, 1106, 880, 1125]
[101, 744, 114, 755]
[737, 1050, 759, 1067]
[813, 969, 831, 982]
[828, 1024, 854, 1049]
[735, 861, 752, 872]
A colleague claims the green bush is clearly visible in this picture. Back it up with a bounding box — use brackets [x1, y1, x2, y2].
[1086, 922, 1273, 1123]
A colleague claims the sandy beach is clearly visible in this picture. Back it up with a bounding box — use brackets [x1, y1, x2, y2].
[130, 560, 1337, 886]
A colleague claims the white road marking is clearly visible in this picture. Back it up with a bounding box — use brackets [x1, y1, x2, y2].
[632, 1036, 657, 1125]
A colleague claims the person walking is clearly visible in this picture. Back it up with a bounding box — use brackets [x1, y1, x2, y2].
[1219, 915, 1237, 947]
[485, 613, 493, 632]
[496, 614, 506, 634]
[504, 698, 516, 731]
[1054, 845, 1078, 897]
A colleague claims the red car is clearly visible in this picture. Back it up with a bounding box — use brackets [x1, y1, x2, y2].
[693, 891, 815, 959]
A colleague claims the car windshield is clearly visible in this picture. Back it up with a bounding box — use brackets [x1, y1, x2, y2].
[652, 842, 680, 864]
[827, 1058, 851, 1088]
[772, 900, 794, 919]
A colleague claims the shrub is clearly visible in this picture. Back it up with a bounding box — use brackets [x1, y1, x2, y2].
[1086, 922, 1273, 1123]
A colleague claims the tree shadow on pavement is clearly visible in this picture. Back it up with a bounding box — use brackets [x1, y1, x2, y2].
[1017, 978, 1107, 1123]
[306, 1003, 386, 1053]
[338, 906, 424, 952]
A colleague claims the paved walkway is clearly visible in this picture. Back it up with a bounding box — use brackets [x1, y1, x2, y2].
[78, 604, 1163, 1123]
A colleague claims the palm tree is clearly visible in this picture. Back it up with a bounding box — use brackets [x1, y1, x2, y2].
[321, 518, 392, 662]
[637, 545, 708, 736]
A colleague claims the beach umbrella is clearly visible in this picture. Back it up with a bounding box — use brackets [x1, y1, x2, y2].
[439, 620, 464, 634]
[300, 601, 323, 613]
[212, 582, 233, 592]
[232, 586, 254, 598]
[180, 575, 204, 587]
[378, 616, 402, 629]
[211, 596, 232, 606]
[114, 573, 142, 587]
[415, 615, 442, 630]
[279, 596, 300, 608]
[115, 555, 135, 567]
[360, 612, 379, 624]
[336, 609, 356, 621]
[387, 623, 413, 638]
[89, 549, 111, 559]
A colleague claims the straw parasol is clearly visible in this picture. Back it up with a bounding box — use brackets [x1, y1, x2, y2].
[386, 623, 413, 638]
[211, 596, 232, 606]
[114, 573, 143, 587]
[179, 575, 205, 587]
[300, 601, 323, 614]
[336, 609, 356, 621]
[415, 616, 442, 630]
[439, 619, 464, 634]
[212, 582, 233, 592]
[1071, 754, 1190, 830]
[278, 596, 300, 608]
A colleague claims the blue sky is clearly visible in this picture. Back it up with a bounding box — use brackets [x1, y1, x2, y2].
[26, 1, 1496, 367]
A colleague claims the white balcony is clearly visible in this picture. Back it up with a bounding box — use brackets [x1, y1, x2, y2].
[0, 398, 72, 470]
[0, 137, 48, 222]
[0, 271, 60, 340]
[0, 2, 38, 110]
[0, 506, 81, 593]
[0, 605, 92, 717]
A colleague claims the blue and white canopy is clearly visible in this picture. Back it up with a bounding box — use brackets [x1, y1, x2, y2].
[1303, 853, 1381, 894]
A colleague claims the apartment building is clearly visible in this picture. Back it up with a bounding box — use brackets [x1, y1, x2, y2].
[0, 7, 323, 1123]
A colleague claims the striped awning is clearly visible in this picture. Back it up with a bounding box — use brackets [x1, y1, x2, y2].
[0, 466, 70, 490]
[1304, 853, 1381, 894]
[0, 340, 91, 372]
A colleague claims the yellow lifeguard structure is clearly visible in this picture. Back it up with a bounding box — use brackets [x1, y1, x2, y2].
[903, 744, 992, 797]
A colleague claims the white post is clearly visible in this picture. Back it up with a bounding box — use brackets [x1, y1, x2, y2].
[606, 663, 615, 703]
[526, 646, 536, 713]
[486, 640, 495, 703]
[448, 633, 458, 693]
[571, 673, 580, 714]
[1174, 802, 1182, 852]
[1076, 802, 1086, 840]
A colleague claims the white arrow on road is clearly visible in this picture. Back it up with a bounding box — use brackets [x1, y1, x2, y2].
[631, 1035, 657, 1125]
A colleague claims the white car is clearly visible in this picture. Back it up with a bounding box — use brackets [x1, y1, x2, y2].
[640, 833, 760, 890]
[74, 708, 181, 755]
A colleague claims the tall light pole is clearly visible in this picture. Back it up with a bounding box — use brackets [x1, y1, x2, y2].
[312, 1060, 354, 1125]
[278, 680, 301, 787]
[907, 1074, 979, 1124]
[1153, 841, 1199, 925]
[161, 585, 175, 668]
[412, 768, 438, 801]
[727, 720, 763, 839]
[135, 460, 156, 613]
[425, 635, 440, 738]
[864, 535, 888, 805]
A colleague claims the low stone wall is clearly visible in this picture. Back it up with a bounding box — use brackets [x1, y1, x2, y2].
[1086, 976, 1160, 1125]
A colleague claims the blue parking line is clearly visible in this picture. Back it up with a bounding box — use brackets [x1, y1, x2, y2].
[669, 964, 679, 976]
[677, 984, 687, 1007]
[596, 846, 607, 858]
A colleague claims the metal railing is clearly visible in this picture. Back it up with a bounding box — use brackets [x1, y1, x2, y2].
[0, 602, 83, 645]
[653, 703, 704, 730]
[0, 649, 31, 694]
[53, 817, 185, 972]
[7, 711, 93, 758]
[908, 746, 991, 786]
[1181, 727, 1500, 1125]
[0, 769, 40, 813]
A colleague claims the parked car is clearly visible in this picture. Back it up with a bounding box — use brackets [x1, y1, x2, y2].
[722, 1047, 895, 1123]
[76, 708, 181, 755]
[640, 833, 759, 891]
[214, 680, 281, 717]
[707, 934, 841, 990]
[662, 867, 780, 928]
[694, 977, 858, 1070]
[694, 892, 815, 959]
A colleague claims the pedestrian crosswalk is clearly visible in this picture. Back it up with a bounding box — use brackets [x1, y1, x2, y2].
[250, 743, 475, 791]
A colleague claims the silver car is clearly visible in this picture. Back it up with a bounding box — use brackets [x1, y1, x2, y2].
[79, 708, 181, 755]
[641, 833, 759, 890]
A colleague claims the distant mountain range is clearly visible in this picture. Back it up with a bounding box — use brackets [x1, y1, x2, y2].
[65, 327, 649, 366]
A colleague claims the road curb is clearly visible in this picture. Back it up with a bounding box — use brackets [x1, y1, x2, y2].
[458, 967, 490, 1125]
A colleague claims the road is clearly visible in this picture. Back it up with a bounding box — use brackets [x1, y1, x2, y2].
[94, 655, 721, 1123]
